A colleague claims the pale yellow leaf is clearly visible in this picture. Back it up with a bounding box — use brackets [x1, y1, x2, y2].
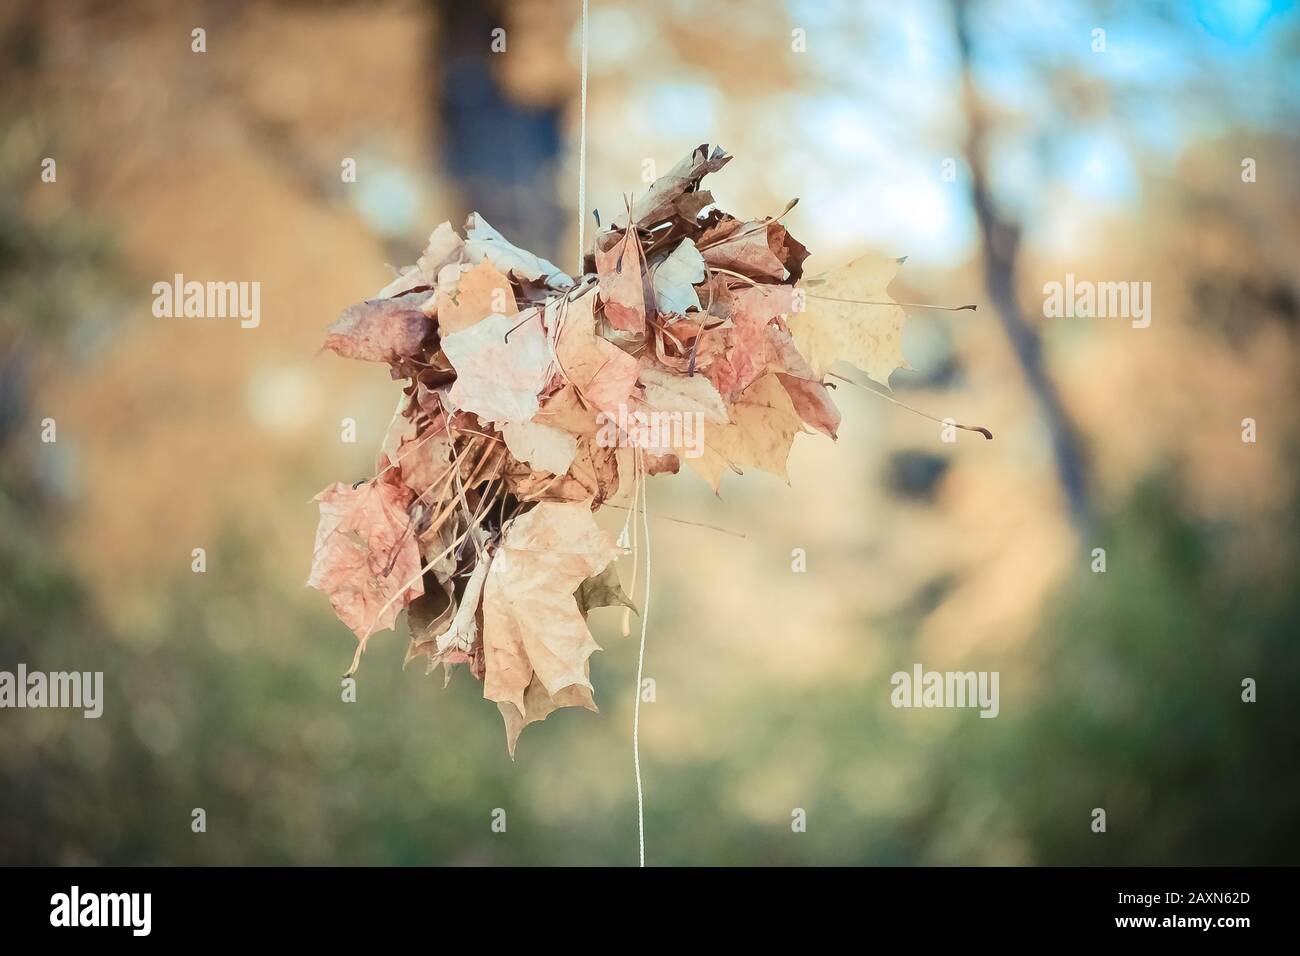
[789, 254, 909, 386]
[685, 373, 802, 492]
[482, 500, 620, 735]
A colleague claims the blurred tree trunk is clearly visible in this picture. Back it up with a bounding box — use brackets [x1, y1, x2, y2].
[432, 0, 565, 262]
[952, 0, 1093, 535]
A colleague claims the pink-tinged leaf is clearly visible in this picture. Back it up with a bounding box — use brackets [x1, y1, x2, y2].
[483, 500, 621, 754]
[308, 479, 425, 655]
[555, 289, 638, 415]
[594, 228, 647, 333]
[323, 298, 432, 364]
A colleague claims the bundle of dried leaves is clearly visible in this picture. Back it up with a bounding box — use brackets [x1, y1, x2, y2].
[309, 145, 915, 755]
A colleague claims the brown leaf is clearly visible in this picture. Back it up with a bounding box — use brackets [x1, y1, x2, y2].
[308, 479, 425, 653]
[701, 221, 787, 280]
[768, 223, 810, 282]
[395, 424, 456, 503]
[483, 501, 620, 752]
[674, 189, 716, 221]
[504, 438, 620, 505]
[775, 373, 841, 440]
[434, 258, 518, 336]
[555, 289, 638, 415]
[536, 385, 601, 439]
[644, 450, 681, 475]
[614, 144, 731, 229]
[574, 564, 637, 618]
[767, 325, 841, 439]
[594, 227, 648, 333]
[323, 298, 432, 364]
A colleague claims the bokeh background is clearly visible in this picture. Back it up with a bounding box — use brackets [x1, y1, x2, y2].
[2, 0, 1299, 865]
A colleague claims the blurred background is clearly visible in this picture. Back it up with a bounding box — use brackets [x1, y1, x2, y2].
[2, 0, 1299, 865]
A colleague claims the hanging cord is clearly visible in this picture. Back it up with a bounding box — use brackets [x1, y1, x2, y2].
[632, 447, 651, 866]
[574, 0, 647, 868]
[576, 0, 590, 272]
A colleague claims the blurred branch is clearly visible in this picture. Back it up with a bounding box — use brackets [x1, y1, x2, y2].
[952, 0, 1093, 535]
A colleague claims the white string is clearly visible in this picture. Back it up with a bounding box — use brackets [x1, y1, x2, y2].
[576, 0, 590, 273]
[632, 448, 651, 867]
[573, 0, 647, 870]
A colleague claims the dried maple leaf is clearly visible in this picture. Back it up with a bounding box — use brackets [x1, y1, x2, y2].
[323, 298, 432, 364]
[685, 373, 803, 492]
[574, 564, 637, 618]
[498, 675, 597, 759]
[774, 373, 841, 440]
[767, 324, 841, 439]
[442, 309, 553, 423]
[789, 254, 909, 386]
[594, 227, 648, 333]
[434, 258, 518, 336]
[705, 285, 791, 402]
[308, 479, 424, 650]
[614, 143, 731, 229]
[536, 384, 601, 438]
[554, 289, 638, 415]
[482, 501, 621, 753]
[395, 425, 456, 504]
[504, 438, 620, 505]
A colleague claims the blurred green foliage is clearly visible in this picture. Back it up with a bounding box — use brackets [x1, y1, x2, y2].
[3, 465, 1297, 864]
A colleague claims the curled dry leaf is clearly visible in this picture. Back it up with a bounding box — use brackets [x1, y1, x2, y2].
[613, 143, 732, 229]
[652, 238, 706, 315]
[465, 213, 572, 289]
[701, 220, 786, 280]
[323, 298, 432, 364]
[594, 227, 648, 334]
